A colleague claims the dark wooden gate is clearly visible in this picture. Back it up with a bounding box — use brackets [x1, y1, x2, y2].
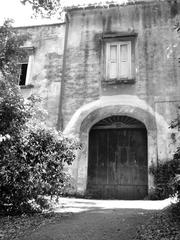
[87, 116, 148, 200]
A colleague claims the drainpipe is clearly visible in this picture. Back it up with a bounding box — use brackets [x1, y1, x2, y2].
[57, 12, 70, 131]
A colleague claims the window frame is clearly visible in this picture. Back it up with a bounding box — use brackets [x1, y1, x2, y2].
[18, 62, 28, 86]
[101, 32, 137, 84]
[18, 54, 33, 87]
[106, 41, 132, 80]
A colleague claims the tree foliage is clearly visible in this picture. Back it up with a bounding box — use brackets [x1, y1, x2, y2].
[20, 0, 136, 17]
[149, 159, 179, 200]
[0, 112, 79, 214]
[0, 90, 80, 214]
[0, 19, 28, 82]
[21, 0, 62, 17]
[0, 20, 80, 215]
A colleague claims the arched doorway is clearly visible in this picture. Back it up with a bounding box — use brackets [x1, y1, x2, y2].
[87, 115, 148, 200]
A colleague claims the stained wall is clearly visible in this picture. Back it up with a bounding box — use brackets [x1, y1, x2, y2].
[62, 1, 180, 194]
[17, 0, 180, 195]
[18, 23, 65, 127]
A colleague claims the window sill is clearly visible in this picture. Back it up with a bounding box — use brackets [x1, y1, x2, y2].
[20, 84, 34, 89]
[102, 78, 135, 85]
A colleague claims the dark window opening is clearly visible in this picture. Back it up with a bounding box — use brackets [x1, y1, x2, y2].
[19, 63, 28, 86]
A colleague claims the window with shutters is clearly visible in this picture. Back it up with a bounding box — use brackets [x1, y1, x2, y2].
[16, 46, 35, 88]
[19, 63, 28, 86]
[106, 41, 131, 80]
[18, 48, 34, 88]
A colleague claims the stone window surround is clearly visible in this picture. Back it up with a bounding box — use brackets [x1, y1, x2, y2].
[101, 32, 137, 85]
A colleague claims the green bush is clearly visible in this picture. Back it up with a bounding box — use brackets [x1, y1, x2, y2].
[168, 148, 180, 200]
[0, 126, 79, 215]
[0, 19, 28, 80]
[0, 87, 80, 215]
[0, 20, 80, 215]
[169, 175, 180, 199]
[149, 159, 179, 200]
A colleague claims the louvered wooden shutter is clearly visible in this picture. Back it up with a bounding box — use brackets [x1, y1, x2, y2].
[119, 42, 131, 78]
[106, 41, 131, 80]
[108, 44, 118, 79]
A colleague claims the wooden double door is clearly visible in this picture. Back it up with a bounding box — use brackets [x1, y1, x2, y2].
[87, 127, 148, 199]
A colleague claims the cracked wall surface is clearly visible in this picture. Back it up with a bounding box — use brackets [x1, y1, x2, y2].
[18, 23, 65, 127]
[17, 0, 180, 196]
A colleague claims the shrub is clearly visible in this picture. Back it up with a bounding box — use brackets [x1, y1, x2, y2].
[169, 175, 180, 199]
[0, 89, 80, 215]
[0, 19, 81, 214]
[149, 159, 179, 200]
[0, 19, 28, 81]
[0, 81, 29, 135]
[168, 147, 180, 200]
[0, 126, 79, 215]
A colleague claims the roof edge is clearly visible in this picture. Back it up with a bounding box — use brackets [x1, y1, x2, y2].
[64, 0, 162, 12]
[14, 22, 65, 29]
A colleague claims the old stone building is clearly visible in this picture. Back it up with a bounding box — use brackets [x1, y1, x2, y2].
[18, 0, 180, 199]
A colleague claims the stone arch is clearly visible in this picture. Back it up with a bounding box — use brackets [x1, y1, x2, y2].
[80, 105, 157, 135]
[64, 95, 168, 137]
[64, 96, 169, 195]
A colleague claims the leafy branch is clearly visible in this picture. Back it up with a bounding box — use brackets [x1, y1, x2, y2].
[0, 19, 28, 83]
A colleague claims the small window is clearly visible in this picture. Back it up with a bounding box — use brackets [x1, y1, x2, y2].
[106, 41, 131, 80]
[17, 47, 35, 87]
[19, 63, 28, 86]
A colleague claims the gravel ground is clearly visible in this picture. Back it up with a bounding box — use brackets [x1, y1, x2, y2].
[135, 203, 180, 240]
[0, 198, 177, 240]
[19, 208, 155, 240]
[0, 212, 72, 240]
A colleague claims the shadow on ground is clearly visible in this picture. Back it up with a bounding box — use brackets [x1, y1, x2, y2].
[18, 198, 176, 240]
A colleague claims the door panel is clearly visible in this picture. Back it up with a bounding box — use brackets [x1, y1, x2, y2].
[87, 128, 148, 199]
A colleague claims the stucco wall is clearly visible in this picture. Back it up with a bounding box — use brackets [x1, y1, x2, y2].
[18, 23, 65, 127]
[63, 0, 180, 159]
[64, 1, 180, 112]
[62, 1, 180, 195]
[16, 1, 180, 196]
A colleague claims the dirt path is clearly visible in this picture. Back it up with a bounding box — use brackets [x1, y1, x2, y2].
[19, 198, 172, 240]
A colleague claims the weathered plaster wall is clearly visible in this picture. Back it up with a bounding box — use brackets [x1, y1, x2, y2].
[63, 0, 180, 156]
[16, 0, 180, 196]
[18, 23, 65, 127]
[64, 95, 160, 193]
[62, 1, 180, 194]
